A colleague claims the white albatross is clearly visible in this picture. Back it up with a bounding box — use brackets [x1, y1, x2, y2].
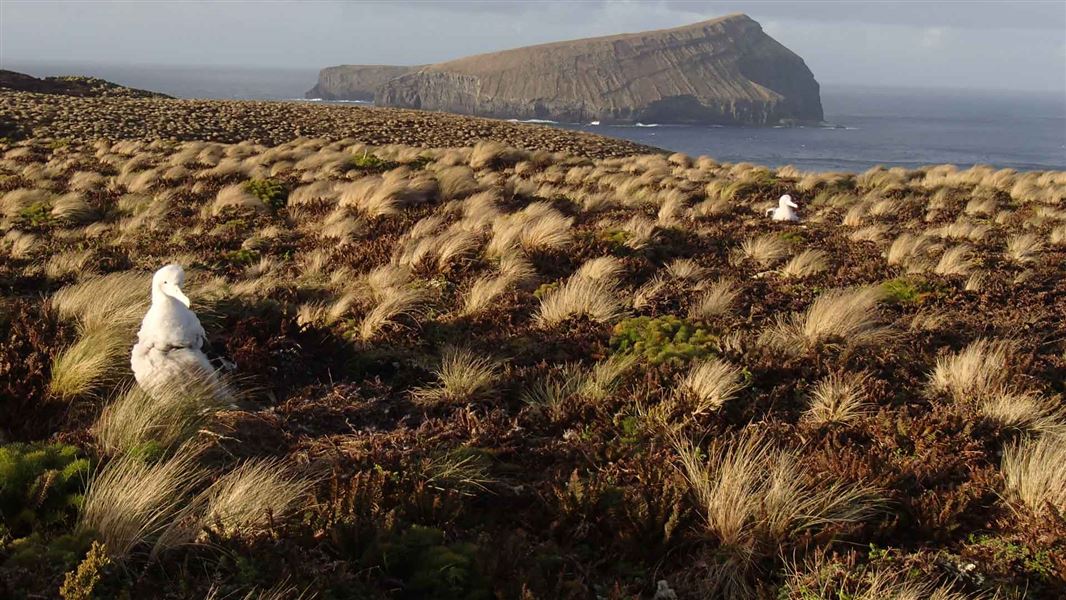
[766, 194, 800, 222]
[130, 264, 215, 393]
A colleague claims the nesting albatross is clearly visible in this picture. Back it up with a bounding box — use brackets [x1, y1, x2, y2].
[767, 194, 800, 222]
[130, 264, 215, 393]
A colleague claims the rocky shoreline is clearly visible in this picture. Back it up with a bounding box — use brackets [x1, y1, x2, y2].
[0, 91, 659, 158]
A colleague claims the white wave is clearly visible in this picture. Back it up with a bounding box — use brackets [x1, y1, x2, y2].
[588, 120, 600, 126]
[634, 122, 659, 127]
[506, 118, 558, 124]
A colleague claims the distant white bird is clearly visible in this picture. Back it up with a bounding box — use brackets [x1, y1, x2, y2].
[130, 264, 214, 393]
[767, 194, 800, 222]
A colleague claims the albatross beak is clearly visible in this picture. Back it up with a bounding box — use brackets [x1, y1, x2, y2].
[163, 283, 191, 307]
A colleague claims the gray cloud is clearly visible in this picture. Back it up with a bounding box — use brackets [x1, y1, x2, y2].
[2, 0, 1063, 92]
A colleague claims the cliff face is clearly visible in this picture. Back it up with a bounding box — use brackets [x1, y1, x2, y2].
[306, 65, 418, 101]
[370, 14, 822, 125]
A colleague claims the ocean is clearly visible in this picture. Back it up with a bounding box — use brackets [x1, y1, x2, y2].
[7, 62, 1065, 173]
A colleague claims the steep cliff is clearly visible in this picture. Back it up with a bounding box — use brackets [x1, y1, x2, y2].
[367, 14, 822, 125]
[306, 65, 418, 101]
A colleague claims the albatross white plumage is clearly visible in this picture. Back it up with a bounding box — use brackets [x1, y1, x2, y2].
[130, 264, 214, 393]
[767, 194, 800, 222]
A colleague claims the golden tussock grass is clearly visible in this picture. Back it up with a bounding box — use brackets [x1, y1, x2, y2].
[414, 345, 501, 403]
[51, 192, 98, 225]
[535, 270, 625, 326]
[802, 372, 872, 425]
[49, 326, 132, 400]
[1004, 232, 1044, 264]
[357, 284, 432, 341]
[469, 140, 527, 170]
[736, 234, 789, 268]
[928, 338, 1014, 401]
[933, 244, 977, 276]
[200, 458, 312, 536]
[210, 184, 267, 216]
[761, 286, 891, 351]
[1001, 434, 1066, 516]
[51, 271, 152, 331]
[666, 257, 708, 282]
[78, 446, 204, 560]
[45, 249, 95, 280]
[779, 249, 829, 278]
[674, 430, 881, 598]
[93, 375, 233, 456]
[978, 389, 1066, 436]
[677, 357, 746, 414]
[435, 165, 480, 200]
[689, 278, 739, 320]
[573, 256, 625, 283]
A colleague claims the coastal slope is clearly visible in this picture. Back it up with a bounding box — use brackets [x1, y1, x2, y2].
[311, 14, 823, 125]
[0, 70, 170, 98]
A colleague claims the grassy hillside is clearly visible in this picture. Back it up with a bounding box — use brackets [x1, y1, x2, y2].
[0, 124, 1063, 598]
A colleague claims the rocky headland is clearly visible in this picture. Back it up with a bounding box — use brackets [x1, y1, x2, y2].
[308, 14, 823, 126]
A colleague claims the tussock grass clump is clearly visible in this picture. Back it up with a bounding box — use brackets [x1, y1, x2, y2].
[761, 286, 891, 352]
[210, 184, 268, 216]
[200, 458, 311, 535]
[802, 372, 871, 425]
[357, 284, 431, 341]
[928, 338, 1013, 401]
[414, 346, 501, 403]
[1001, 435, 1066, 516]
[979, 389, 1066, 435]
[93, 375, 232, 456]
[689, 278, 739, 320]
[779, 249, 829, 278]
[469, 140, 527, 170]
[1004, 232, 1043, 264]
[52, 272, 152, 332]
[535, 273, 624, 326]
[933, 244, 977, 276]
[674, 430, 881, 598]
[736, 234, 789, 267]
[78, 447, 204, 559]
[677, 357, 746, 414]
[49, 326, 132, 400]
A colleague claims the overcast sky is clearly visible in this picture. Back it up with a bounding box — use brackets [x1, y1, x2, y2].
[2, 1, 1064, 93]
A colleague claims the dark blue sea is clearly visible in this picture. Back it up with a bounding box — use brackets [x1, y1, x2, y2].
[8, 62, 1066, 172]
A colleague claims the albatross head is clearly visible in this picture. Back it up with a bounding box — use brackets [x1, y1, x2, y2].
[779, 194, 798, 209]
[152, 264, 190, 307]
